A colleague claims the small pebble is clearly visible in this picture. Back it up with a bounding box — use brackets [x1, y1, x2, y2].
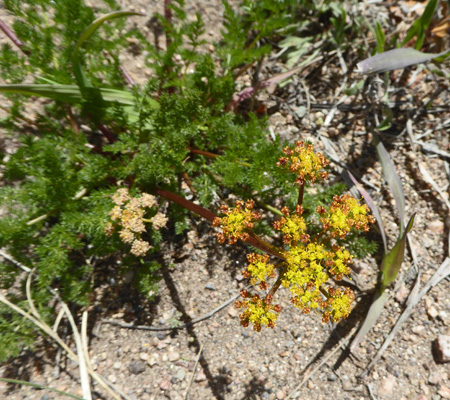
[148, 353, 159, 367]
[438, 386, 450, 399]
[107, 374, 117, 384]
[433, 335, 450, 363]
[428, 371, 442, 385]
[168, 350, 180, 362]
[429, 220, 444, 234]
[378, 374, 396, 396]
[204, 283, 217, 291]
[160, 377, 171, 391]
[175, 368, 187, 382]
[327, 374, 337, 382]
[128, 360, 146, 375]
[276, 389, 286, 399]
[195, 371, 207, 382]
[427, 306, 439, 319]
[228, 306, 238, 317]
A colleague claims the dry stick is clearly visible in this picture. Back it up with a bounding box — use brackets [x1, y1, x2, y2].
[287, 326, 358, 399]
[103, 292, 241, 331]
[184, 343, 204, 400]
[361, 257, 450, 377]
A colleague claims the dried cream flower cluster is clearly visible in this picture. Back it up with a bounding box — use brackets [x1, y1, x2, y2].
[106, 188, 168, 257]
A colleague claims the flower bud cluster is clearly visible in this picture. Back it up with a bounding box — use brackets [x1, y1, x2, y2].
[276, 141, 329, 185]
[106, 188, 167, 257]
[213, 199, 261, 245]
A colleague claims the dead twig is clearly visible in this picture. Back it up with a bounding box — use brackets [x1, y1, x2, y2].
[184, 343, 204, 400]
[102, 292, 241, 331]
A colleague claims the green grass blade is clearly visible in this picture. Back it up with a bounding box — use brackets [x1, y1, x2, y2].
[350, 214, 414, 351]
[374, 21, 385, 53]
[72, 11, 143, 88]
[381, 213, 415, 288]
[374, 134, 405, 234]
[401, 0, 438, 49]
[350, 289, 388, 351]
[0, 84, 158, 115]
[0, 377, 85, 400]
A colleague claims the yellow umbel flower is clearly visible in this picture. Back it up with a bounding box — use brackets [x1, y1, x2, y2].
[235, 290, 282, 331]
[318, 194, 375, 238]
[276, 140, 329, 185]
[243, 253, 275, 288]
[321, 287, 355, 323]
[213, 199, 261, 245]
[273, 206, 308, 245]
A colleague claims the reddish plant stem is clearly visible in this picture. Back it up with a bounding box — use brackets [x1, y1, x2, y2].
[188, 147, 219, 159]
[181, 171, 197, 194]
[120, 65, 135, 87]
[0, 20, 30, 55]
[155, 188, 285, 260]
[98, 123, 116, 144]
[297, 182, 305, 208]
[267, 263, 288, 299]
[164, 0, 172, 49]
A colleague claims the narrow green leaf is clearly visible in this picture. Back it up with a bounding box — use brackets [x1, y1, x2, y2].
[350, 213, 415, 351]
[374, 134, 406, 234]
[350, 289, 388, 351]
[72, 11, 143, 88]
[401, 0, 438, 49]
[0, 378, 85, 400]
[381, 213, 416, 288]
[0, 83, 158, 118]
[374, 21, 385, 53]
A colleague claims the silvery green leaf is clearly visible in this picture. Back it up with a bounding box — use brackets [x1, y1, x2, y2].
[357, 48, 449, 74]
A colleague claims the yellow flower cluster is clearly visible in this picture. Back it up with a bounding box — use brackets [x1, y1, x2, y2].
[273, 205, 308, 245]
[235, 290, 282, 332]
[106, 188, 167, 257]
[214, 144, 376, 330]
[321, 287, 355, 323]
[243, 253, 275, 289]
[317, 194, 375, 238]
[276, 141, 330, 185]
[281, 242, 354, 318]
[213, 199, 261, 245]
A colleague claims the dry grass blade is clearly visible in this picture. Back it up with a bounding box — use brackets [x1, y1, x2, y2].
[374, 134, 406, 234]
[184, 343, 204, 400]
[0, 251, 129, 400]
[361, 257, 450, 376]
[418, 162, 450, 211]
[348, 171, 387, 253]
